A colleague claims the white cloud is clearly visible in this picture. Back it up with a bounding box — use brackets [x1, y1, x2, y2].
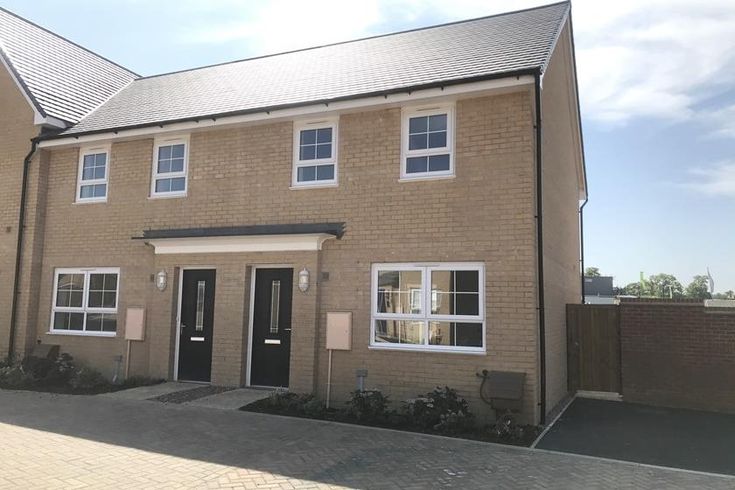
[572, 0, 735, 125]
[705, 103, 735, 139]
[683, 161, 735, 197]
[186, 0, 384, 54]
[181, 0, 735, 128]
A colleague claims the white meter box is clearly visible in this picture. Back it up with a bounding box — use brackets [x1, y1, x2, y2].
[326, 312, 352, 350]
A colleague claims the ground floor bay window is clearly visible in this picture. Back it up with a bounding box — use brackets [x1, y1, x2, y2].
[371, 263, 485, 353]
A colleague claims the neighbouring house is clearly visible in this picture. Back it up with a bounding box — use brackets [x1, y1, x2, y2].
[584, 276, 616, 304]
[0, 2, 586, 424]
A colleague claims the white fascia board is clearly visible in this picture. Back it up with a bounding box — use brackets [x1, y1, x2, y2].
[38, 75, 534, 149]
[144, 233, 336, 255]
[0, 51, 43, 121]
[34, 113, 69, 129]
[0, 51, 69, 129]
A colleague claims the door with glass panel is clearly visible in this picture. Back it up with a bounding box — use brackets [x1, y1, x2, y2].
[250, 268, 293, 387]
[178, 269, 216, 382]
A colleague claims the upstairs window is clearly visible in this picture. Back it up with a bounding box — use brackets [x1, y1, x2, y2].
[77, 146, 110, 202]
[292, 119, 338, 187]
[401, 105, 454, 180]
[371, 263, 485, 353]
[151, 137, 188, 197]
[50, 268, 119, 336]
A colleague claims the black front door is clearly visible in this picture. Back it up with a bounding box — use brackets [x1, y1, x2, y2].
[250, 268, 293, 387]
[178, 269, 216, 382]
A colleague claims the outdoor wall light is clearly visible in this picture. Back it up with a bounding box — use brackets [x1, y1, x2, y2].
[298, 267, 310, 293]
[155, 270, 168, 291]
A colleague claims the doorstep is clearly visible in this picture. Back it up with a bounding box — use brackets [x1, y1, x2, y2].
[183, 387, 274, 410]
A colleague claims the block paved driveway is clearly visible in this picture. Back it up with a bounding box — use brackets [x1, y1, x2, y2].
[0, 390, 733, 489]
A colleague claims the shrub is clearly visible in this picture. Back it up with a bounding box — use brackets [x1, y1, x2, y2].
[489, 412, 534, 442]
[51, 354, 76, 384]
[69, 366, 111, 392]
[346, 389, 391, 423]
[0, 364, 35, 388]
[436, 410, 475, 434]
[403, 386, 474, 433]
[301, 396, 327, 417]
[263, 391, 313, 413]
[21, 356, 56, 380]
[0, 353, 158, 394]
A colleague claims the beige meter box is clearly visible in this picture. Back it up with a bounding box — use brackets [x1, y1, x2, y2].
[326, 312, 352, 350]
[124, 307, 146, 341]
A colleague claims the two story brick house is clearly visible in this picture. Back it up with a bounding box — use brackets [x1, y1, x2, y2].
[0, 2, 586, 424]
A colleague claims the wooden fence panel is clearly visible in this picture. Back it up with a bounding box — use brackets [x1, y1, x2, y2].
[567, 304, 621, 393]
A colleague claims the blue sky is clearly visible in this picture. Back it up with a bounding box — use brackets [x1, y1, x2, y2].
[2, 0, 734, 291]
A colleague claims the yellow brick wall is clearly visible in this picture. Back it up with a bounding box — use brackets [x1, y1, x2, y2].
[541, 23, 584, 414]
[0, 65, 37, 358]
[28, 90, 543, 422]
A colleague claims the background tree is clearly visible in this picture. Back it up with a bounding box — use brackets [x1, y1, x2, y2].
[713, 290, 735, 300]
[686, 275, 712, 300]
[622, 282, 645, 296]
[585, 267, 601, 277]
[648, 273, 684, 298]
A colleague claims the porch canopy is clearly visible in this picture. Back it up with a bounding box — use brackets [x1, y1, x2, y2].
[133, 223, 345, 254]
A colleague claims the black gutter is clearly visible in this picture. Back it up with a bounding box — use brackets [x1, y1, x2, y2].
[8, 136, 40, 360]
[37, 68, 540, 142]
[579, 198, 588, 303]
[533, 70, 547, 425]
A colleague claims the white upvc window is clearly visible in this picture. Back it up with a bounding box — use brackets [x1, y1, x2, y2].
[371, 262, 485, 353]
[50, 268, 120, 337]
[76, 145, 110, 202]
[151, 136, 189, 198]
[292, 118, 338, 187]
[400, 104, 455, 180]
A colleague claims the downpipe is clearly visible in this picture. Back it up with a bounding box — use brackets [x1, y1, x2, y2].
[533, 71, 547, 425]
[7, 136, 40, 360]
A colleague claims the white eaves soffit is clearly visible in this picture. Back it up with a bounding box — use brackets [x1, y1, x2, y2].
[143, 233, 337, 255]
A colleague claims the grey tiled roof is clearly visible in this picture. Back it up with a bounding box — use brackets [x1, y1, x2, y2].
[0, 7, 137, 124]
[59, 2, 569, 137]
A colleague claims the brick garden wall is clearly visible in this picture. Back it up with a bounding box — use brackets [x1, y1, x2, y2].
[620, 299, 735, 413]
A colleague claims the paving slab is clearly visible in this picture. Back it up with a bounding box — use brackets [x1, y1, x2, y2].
[536, 397, 735, 476]
[1, 389, 733, 489]
[184, 387, 273, 410]
[98, 381, 198, 401]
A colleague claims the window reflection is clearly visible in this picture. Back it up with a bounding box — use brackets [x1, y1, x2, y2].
[376, 270, 422, 315]
[374, 320, 425, 345]
[431, 270, 480, 316]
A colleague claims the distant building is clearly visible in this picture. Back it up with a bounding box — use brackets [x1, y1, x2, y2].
[584, 276, 616, 304]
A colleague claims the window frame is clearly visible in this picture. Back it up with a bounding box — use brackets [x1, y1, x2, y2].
[370, 262, 485, 354]
[291, 118, 339, 188]
[150, 135, 189, 198]
[400, 104, 455, 181]
[76, 145, 111, 203]
[49, 267, 120, 337]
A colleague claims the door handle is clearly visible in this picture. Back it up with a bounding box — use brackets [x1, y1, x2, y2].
[284, 328, 292, 331]
[181, 323, 187, 329]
